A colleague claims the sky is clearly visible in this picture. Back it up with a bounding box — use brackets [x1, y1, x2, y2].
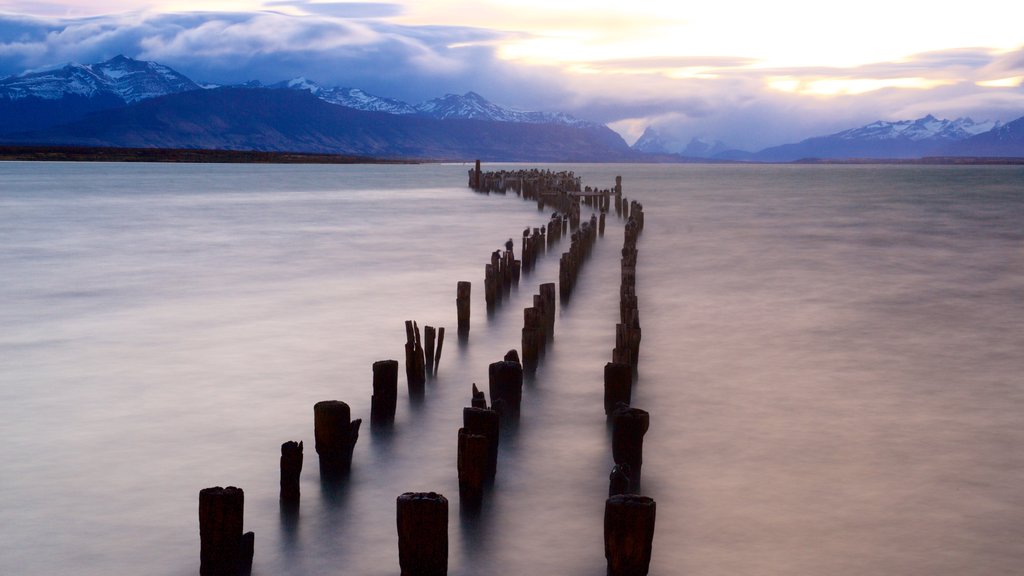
[1, 0, 1022, 150]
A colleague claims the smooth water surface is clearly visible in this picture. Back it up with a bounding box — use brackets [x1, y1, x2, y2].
[1, 162, 1022, 575]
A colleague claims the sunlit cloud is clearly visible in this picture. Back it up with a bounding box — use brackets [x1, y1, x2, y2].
[769, 76, 956, 96]
[977, 76, 1024, 88]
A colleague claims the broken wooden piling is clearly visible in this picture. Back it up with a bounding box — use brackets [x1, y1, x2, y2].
[280, 441, 303, 505]
[371, 359, 399, 425]
[405, 321, 426, 394]
[488, 360, 523, 422]
[199, 486, 254, 576]
[456, 281, 471, 334]
[604, 362, 632, 416]
[611, 404, 649, 491]
[604, 494, 656, 576]
[397, 492, 448, 576]
[313, 400, 361, 476]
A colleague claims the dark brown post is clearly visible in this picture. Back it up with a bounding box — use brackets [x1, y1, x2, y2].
[199, 486, 254, 576]
[405, 321, 426, 394]
[280, 441, 303, 505]
[488, 360, 523, 422]
[473, 160, 481, 190]
[609, 464, 631, 497]
[470, 383, 487, 409]
[611, 404, 649, 491]
[604, 494, 655, 576]
[433, 327, 445, 373]
[540, 283, 556, 333]
[458, 429, 489, 504]
[463, 406, 500, 479]
[397, 492, 448, 576]
[424, 326, 437, 375]
[503, 349, 520, 364]
[371, 359, 399, 425]
[604, 362, 632, 416]
[522, 307, 540, 368]
[456, 282, 471, 334]
[313, 400, 361, 476]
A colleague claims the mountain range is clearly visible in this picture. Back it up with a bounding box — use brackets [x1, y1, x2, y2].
[1, 55, 1021, 161]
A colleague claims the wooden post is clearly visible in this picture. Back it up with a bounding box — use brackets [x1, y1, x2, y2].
[280, 441, 303, 505]
[397, 492, 448, 576]
[199, 486, 254, 576]
[371, 359, 399, 425]
[604, 494, 655, 576]
[474, 160, 481, 190]
[604, 362, 632, 416]
[434, 327, 445, 373]
[471, 383, 487, 409]
[313, 400, 361, 477]
[521, 307, 540, 369]
[540, 283, 556, 334]
[609, 464, 631, 497]
[458, 429, 489, 505]
[611, 404, 649, 491]
[488, 360, 523, 422]
[424, 326, 436, 375]
[463, 406, 500, 479]
[456, 281, 471, 334]
[405, 321, 426, 394]
[503, 349, 521, 364]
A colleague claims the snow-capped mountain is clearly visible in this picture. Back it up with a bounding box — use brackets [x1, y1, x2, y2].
[748, 114, 1006, 161]
[833, 115, 1000, 142]
[271, 79, 595, 127]
[270, 78, 418, 115]
[0, 55, 200, 103]
[631, 126, 671, 154]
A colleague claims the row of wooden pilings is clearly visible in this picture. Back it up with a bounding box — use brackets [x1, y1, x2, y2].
[198, 163, 653, 576]
[559, 212, 600, 299]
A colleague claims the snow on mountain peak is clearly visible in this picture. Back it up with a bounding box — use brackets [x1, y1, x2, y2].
[836, 115, 999, 142]
[0, 55, 200, 103]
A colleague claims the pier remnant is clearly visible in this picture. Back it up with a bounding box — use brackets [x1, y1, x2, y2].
[611, 404, 649, 491]
[397, 492, 448, 576]
[456, 282, 471, 334]
[199, 486, 254, 576]
[405, 321, 426, 394]
[604, 494, 655, 576]
[371, 360, 399, 425]
[280, 441, 303, 505]
[313, 400, 361, 476]
[604, 362, 632, 416]
[488, 360, 523, 422]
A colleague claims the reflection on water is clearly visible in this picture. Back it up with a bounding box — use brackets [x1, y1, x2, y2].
[1, 162, 1022, 576]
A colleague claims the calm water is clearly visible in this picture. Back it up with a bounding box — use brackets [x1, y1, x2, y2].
[1, 162, 1022, 576]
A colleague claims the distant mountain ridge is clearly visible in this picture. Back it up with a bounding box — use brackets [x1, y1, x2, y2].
[0, 55, 200, 103]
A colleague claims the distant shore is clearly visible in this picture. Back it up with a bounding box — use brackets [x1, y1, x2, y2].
[1, 145, 1022, 165]
[0, 145, 418, 164]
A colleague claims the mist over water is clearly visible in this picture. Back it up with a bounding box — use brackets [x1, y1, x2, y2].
[1, 162, 1022, 576]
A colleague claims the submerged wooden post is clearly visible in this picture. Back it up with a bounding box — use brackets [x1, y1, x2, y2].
[605, 494, 655, 576]
[611, 404, 649, 491]
[456, 282, 471, 334]
[313, 400, 361, 476]
[609, 464, 631, 497]
[458, 429, 489, 504]
[405, 321, 426, 394]
[280, 441, 303, 505]
[424, 326, 437, 375]
[604, 362, 632, 416]
[397, 492, 448, 576]
[464, 406, 500, 479]
[434, 327, 445, 373]
[540, 282, 556, 334]
[371, 359, 399, 425]
[199, 486, 254, 576]
[488, 360, 523, 422]
[522, 306, 540, 368]
[470, 383, 487, 409]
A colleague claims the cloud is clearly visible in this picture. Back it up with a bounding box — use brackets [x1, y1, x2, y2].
[0, 10, 1020, 151]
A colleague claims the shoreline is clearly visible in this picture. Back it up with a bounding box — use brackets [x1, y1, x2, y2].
[1, 145, 1022, 165]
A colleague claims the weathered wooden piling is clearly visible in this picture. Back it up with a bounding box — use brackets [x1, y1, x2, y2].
[463, 405, 500, 479]
[457, 429, 489, 504]
[313, 400, 361, 476]
[371, 359, 399, 424]
[540, 283, 556, 333]
[609, 464, 631, 497]
[604, 494, 656, 576]
[280, 441, 303, 505]
[471, 383, 487, 409]
[199, 486, 254, 576]
[521, 306, 541, 369]
[488, 360, 523, 422]
[397, 492, 448, 576]
[424, 326, 436, 375]
[405, 321, 426, 393]
[611, 404, 649, 491]
[604, 362, 632, 415]
[456, 281, 471, 334]
[434, 327, 445, 373]
[504, 349, 521, 364]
